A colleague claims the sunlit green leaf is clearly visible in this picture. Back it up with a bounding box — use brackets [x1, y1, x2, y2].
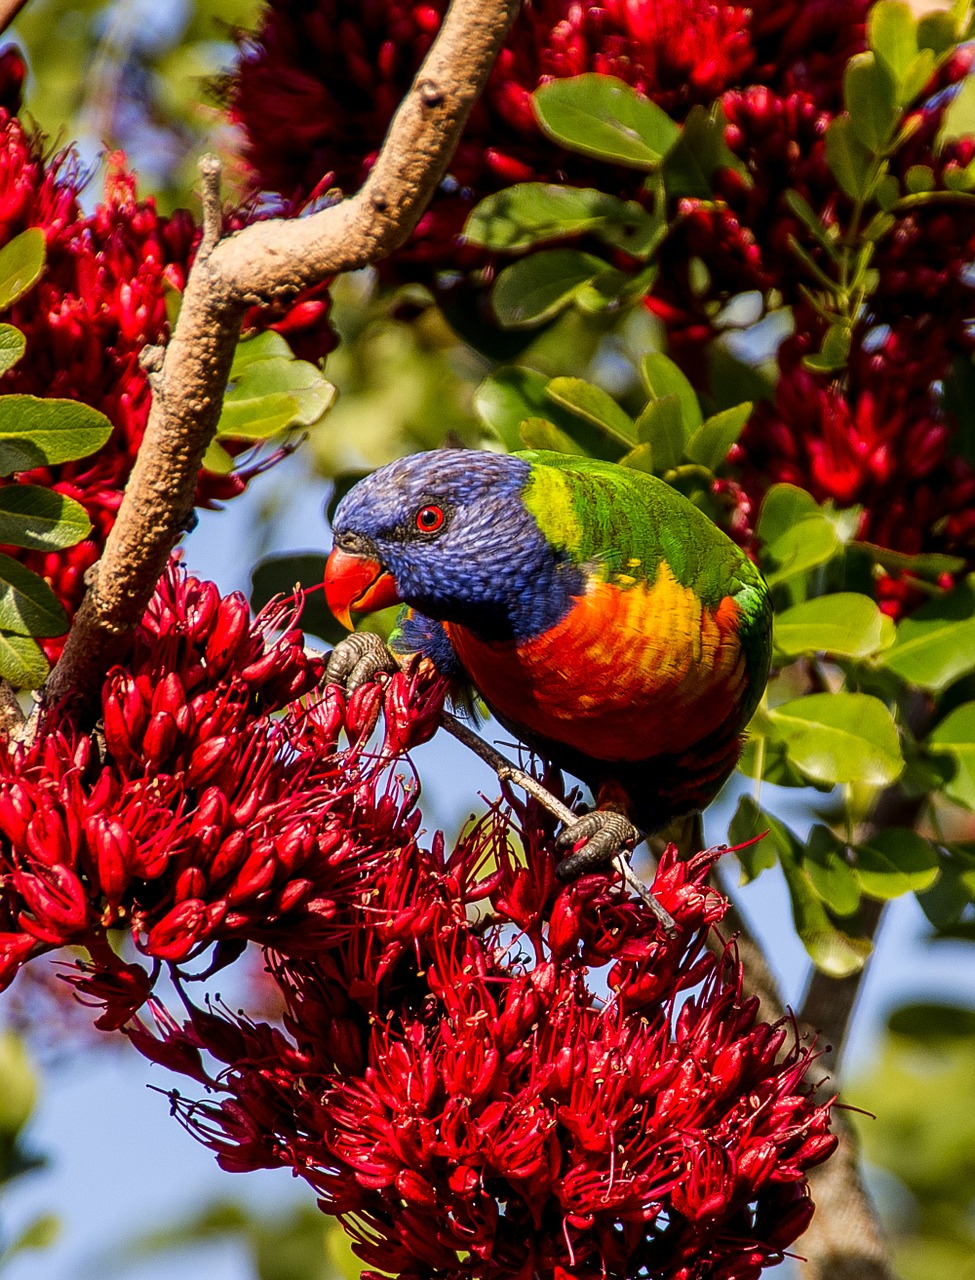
[851, 541, 965, 581]
[0, 396, 112, 474]
[825, 115, 873, 199]
[766, 691, 904, 786]
[0, 632, 48, 689]
[0, 553, 68, 637]
[0, 229, 46, 312]
[635, 396, 685, 471]
[855, 828, 939, 898]
[544, 376, 637, 447]
[879, 577, 975, 691]
[464, 183, 654, 252]
[774, 592, 895, 658]
[869, 0, 918, 83]
[519, 416, 589, 456]
[492, 249, 608, 328]
[684, 402, 752, 471]
[474, 367, 622, 460]
[727, 794, 778, 882]
[0, 324, 25, 375]
[217, 392, 299, 441]
[845, 52, 898, 151]
[640, 353, 702, 431]
[533, 74, 681, 169]
[938, 74, 975, 151]
[0, 485, 90, 551]
[928, 702, 975, 810]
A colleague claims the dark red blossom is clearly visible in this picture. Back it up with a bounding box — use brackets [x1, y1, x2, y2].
[135, 797, 835, 1279]
[229, 0, 866, 274]
[0, 562, 449, 1027]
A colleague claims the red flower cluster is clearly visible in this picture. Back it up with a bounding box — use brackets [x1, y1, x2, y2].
[0, 562, 446, 1028]
[137, 813, 834, 1279]
[229, 0, 864, 265]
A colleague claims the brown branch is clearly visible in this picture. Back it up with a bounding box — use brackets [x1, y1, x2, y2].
[42, 0, 521, 711]
[0, 676, 24, 737]
[701, 848, 894, 1279]
[0, 0, 28, 38]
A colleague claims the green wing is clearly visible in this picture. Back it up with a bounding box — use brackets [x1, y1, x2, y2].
[518, 450, 772, 716]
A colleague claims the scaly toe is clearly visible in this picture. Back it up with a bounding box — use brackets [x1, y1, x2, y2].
[326, 632, 399, 692]
[555, 809, 640, 880]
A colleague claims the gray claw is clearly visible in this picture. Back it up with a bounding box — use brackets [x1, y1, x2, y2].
[555, 809, 640, 880]
[326, 632, 399, 692]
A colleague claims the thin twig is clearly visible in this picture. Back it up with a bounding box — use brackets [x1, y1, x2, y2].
[41, 0, 521, 714]
[441, 712, 677, 933]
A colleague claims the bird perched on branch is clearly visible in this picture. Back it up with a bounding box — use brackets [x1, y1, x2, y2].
[325, 449, 771, 877]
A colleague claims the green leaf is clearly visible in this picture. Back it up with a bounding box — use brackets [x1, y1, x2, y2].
[905, 164, 936, 193]
[766, 691, 904, 786]
[928, 702, 975, 810]
[855, 828, 939, 898]
[617, 442, 655, 473]
[804, 322, 852, 373]
[845, 52, 898, 151]
[727, 794, 778, 881]
[219, 337, 335, 439]
[851, 541, 965, 581]
[202, 438, 235, 475]
[640, 352, 702, 430]
[756, 482, 816, 542]
[730, 797, 871, 975]
[464, 183, 655, 253]
[250, 553, 347, 646]
[879, 577, 975, 691]
[0, 486, 90, 551]
[217, 391, 300, 441]
[763, 514, 842, 588]
[474, 366, 622, 460]
[492, 249, 608, 328]
[533, 74, 681, 170]
[635, 395, 685, 471]
[0, 229, 46, 312]
[737, 732, 810, 788]
[662, 102, 747, 199]
[684, 403, 752, 471]
[773, 592, 895, 658]
[0, 1212, 59, 1262]
[0, 396, 113, 475]
[938, 75, 975, 151]
[544, 376, 637, 447]
[805, 825, 862, 915]
[0, 1029, 37, 1133]
[825, 115, 873, 199]
[519, 416, 589, 456]
[0, 633, 48, 688]
[0, 553, 68, 637]
[869, 0, 918, 83]
[0, 324, 25, 375]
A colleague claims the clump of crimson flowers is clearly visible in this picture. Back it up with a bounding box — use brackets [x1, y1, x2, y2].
[0, 563, 835, 1277]
[228, 0, 975, 608]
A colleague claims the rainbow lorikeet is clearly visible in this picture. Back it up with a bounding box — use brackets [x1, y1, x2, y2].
[325, 449, 771, 875]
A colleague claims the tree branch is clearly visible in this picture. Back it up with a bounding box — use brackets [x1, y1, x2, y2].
[42, 0, 521, 711]
[0, 0, 28, 38]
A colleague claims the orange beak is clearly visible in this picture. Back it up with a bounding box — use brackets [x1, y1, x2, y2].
[324, 546, 402, 630]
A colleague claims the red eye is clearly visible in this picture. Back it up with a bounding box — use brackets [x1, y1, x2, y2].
[415, 504, 445, 533]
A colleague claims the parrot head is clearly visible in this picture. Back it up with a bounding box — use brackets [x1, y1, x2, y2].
[325, 450, 580, 640]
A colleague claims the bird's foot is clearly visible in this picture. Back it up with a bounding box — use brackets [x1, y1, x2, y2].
[555, 808, 678, 936]
[326, 631, 399, 692]
[555, 808, 640, 880]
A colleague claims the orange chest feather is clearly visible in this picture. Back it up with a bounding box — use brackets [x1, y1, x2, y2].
[445, 563, 748, 762]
